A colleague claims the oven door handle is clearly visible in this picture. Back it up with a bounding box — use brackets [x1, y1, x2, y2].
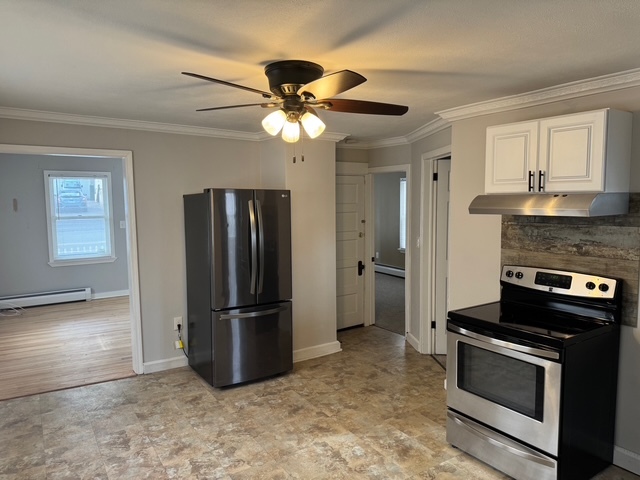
[448, 411, 556, 469]
[448, 324, 560, 360]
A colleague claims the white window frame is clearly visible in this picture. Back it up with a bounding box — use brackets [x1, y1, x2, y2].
[44, 170, 117, 267]
[399, 177, 407, 252]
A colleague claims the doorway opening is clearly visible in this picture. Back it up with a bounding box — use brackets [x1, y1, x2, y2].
[0, 144, 143, 400]
[367, 165, 412, 342]
[373, 171, 407, 336]
[419, 147, 451, 359]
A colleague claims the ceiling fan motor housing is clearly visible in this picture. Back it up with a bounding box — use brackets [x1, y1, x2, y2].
[264, 60, 324, 97]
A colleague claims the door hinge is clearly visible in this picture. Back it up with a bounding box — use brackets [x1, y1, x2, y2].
[433, 172, 438, 181]
[431, 321, 436, 329]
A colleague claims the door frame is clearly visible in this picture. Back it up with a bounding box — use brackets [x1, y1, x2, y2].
[367, 165, 412, 338]
[419, 146, 452, 354]
[0, 143, 143, 374]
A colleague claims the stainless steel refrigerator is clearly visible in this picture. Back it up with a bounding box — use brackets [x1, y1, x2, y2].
[183, 188, 292, 387]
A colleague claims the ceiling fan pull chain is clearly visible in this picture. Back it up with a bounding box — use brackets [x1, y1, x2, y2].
[301, 130, 305, 162]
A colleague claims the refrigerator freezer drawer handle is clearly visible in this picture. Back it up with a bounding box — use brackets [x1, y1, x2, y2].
[256, 199, 265, 294]
[219, 306, 287, 320]
[248, 199, 258, 294]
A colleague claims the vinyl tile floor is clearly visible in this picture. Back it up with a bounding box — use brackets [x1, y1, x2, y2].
[1, 326, 637, 479]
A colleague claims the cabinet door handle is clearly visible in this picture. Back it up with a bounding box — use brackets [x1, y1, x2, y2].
[538, 170, 545, 192]
[528, 171, 535, 192]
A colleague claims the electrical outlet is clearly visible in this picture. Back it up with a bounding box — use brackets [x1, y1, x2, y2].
[173, 316, 182, 331]
[174, 340, 182, 349]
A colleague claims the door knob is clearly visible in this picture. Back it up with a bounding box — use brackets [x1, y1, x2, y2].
[358, 260, 365, 276]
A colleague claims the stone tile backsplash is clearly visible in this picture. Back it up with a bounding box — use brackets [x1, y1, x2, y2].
[501, 193, 640, 327]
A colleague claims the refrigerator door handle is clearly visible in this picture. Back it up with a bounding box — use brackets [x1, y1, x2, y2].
[256, 199, 265, 294]
[248, 199, 258, 294]
[219, 305, 287, 320]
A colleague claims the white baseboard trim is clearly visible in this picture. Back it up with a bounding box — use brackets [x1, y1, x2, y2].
[294, 341, 342, 363]
[92, 289, 129, 300]
[375, 265, 405, 278]
[142, 341, 342, 374]
[614, 445, 640, 475]
[143, 355, 188, 374]
[406, 332, 421, 353]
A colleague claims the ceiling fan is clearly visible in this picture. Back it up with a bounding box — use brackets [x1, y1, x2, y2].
[182, 60, 409, 143]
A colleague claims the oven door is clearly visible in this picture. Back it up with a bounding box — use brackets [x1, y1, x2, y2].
[447, 325, 561, 455]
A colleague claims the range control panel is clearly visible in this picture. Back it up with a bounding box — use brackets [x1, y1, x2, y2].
[501, 265, 618, 299]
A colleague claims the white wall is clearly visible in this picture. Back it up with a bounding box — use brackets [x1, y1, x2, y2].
[260, 138, 340, 359]
[0, 118, 340, 371]
[447, 87, 640, 472]
[284, 140, 339, 358]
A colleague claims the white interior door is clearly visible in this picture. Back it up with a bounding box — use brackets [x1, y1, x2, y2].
[336, 176, 365, 330]
[434, 158, 451, 354]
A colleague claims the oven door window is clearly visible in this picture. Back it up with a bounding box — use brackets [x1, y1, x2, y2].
[458, 343, 545, 421]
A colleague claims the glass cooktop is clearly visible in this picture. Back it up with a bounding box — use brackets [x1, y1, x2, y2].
[448, 300, 614, 349]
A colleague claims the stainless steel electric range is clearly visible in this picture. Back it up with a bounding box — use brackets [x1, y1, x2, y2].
[446, 265, 622, 480]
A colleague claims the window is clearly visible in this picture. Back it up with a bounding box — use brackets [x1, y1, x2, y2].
[399, 177, 407, 252]
[44, 171, 116, 266]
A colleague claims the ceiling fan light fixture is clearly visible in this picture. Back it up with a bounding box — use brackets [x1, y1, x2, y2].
[281, 120, 301, 143]
[300, 111, 326, 139]
[262, 109, 287, 136]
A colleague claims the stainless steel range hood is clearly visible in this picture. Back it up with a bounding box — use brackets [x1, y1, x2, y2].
[468, 192, 629, 217]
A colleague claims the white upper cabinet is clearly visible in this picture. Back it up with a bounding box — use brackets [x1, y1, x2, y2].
[486, 121, 538, 193]
[485, 109, 632, 194]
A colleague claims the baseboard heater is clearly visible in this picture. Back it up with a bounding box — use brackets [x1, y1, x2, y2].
[374, 264, 405, 278]
[0, 288, 92, 309]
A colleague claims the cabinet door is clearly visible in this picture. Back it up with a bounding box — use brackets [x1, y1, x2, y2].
[485, 122, 538, 193]
[539, 110, 606, 192]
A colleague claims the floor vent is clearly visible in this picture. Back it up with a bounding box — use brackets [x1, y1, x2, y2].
[0, 288, 92, 309]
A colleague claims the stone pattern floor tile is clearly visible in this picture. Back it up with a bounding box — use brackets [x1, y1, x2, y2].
[0, 325, 637, 479]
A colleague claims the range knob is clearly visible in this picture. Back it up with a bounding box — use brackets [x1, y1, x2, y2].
[515, 271, 524, 280]
[505, 270, 514, 278]
[599, 283, 610, 292]
[586, 281, 596, 290]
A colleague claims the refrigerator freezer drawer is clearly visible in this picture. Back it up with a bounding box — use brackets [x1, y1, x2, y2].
[213, 302, 293, 387]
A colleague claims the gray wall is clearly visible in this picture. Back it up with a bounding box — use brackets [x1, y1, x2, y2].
[447, 87, 640, 470]
[0, 153, 128, 296]
[0, 118, 339, 374]
[374, 171, 405, 269]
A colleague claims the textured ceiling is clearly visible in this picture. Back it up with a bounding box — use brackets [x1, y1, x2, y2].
[2, 0, 640, 144]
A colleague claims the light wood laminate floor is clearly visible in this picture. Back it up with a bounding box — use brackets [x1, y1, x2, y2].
[0, 297, 135, 401]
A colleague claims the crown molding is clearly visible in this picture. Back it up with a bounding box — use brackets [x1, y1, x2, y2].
[0, 107, 263, 140]
[0, 107, 349, 143]
[436, 67, 640, 122]
[405, 117, 450, 143]
[338, 117, 450, 150]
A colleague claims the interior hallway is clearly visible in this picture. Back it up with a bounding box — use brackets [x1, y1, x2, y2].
[0, 326, 635, 479]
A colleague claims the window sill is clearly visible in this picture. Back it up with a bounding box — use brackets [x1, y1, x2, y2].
[48, 256, 117, 267]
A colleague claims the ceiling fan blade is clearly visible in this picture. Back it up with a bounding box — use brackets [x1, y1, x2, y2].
[182, 72, 274, 98]
[196, 103, 279, 112]
[316, 99, 408, 116]
[298, 70, 366, 99]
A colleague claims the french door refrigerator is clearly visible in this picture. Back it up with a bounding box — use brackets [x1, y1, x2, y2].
[183, 188, 292, 387]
